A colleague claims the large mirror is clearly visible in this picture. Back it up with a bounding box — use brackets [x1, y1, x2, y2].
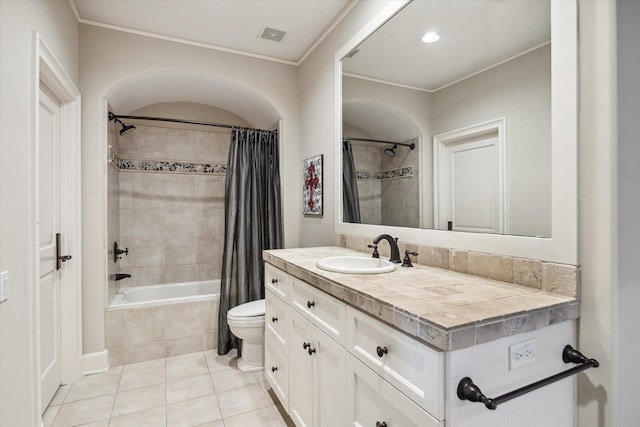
[341, 0, 551, 238]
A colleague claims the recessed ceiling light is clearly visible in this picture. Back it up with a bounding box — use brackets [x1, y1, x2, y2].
[422, 31, 440, 43]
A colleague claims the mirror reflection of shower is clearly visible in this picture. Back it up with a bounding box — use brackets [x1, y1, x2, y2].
[342, 135, 420, 228]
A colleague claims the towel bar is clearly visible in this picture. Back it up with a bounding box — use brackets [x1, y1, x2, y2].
[457, 345, 599, 410]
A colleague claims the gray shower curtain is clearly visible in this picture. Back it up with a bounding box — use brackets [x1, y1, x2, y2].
[218, 128, 283, 355]
[342, 139, 361, 223]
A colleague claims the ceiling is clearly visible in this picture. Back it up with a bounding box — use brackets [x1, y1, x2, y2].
[71, 0, 353, 64]
[342, 0, 550, 91]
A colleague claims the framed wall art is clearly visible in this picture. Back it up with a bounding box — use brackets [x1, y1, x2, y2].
[303, 154, 323, 216]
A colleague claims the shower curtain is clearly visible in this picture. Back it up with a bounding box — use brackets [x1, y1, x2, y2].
[342, 139, 361, 223]
[218, 128, 283, 355]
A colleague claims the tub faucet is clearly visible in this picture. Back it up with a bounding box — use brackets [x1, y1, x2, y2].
[372, 234, 401, 263]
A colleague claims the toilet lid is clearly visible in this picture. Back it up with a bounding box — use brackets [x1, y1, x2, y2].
[228, 299, 265, 318]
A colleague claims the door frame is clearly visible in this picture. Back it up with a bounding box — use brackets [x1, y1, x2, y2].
[433, 117, 507, 233]
[31, 32, 82, 416]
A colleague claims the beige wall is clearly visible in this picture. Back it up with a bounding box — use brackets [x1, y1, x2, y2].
[0, 1, 79, 425]
[615, 1, 640, 425]
[577, 1, 618, 426]
[80, 25, 300, 355]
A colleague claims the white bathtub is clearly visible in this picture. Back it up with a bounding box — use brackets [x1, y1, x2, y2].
[109, 279, 220, 310]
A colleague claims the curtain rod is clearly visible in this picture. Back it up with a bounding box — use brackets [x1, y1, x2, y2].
[110, 113, 275, 133]
[344, 137, 415, 150]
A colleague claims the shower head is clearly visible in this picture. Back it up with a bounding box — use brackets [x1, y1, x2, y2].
[384, 144, 397, 157]
[119, 123, 136, 136]
[109, 112, 137, 136]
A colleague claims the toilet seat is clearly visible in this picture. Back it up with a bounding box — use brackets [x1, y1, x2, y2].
[227, 299, 265, 321]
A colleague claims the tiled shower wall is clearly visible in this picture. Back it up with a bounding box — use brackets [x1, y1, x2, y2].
[381, 137, 420, 228]
[115, 125, 230, 287]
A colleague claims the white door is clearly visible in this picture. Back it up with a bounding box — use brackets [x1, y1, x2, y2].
[436, 129, 505, 234]
[38, 86, 63, 409]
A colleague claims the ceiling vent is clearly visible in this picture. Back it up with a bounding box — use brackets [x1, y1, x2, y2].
[259, 27, 287, 42]
[345, 49, 360, 59]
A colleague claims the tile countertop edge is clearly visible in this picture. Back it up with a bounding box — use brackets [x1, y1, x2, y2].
[263, 248, 579, 352]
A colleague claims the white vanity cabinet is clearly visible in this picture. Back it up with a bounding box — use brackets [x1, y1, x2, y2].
[264, 263, 576, 427]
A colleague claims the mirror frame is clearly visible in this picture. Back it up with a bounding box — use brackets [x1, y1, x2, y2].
[334, 0, 577, 265]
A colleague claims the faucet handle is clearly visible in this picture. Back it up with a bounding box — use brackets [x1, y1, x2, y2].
[401, 250, 418, 267]
[367, 244, 380, 259]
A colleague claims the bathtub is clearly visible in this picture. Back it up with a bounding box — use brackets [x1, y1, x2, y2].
[106, 279, 221, 366]
[109, 279, 220, 310]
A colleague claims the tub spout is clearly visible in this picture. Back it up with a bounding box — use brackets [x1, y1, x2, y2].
[110, 273, 132, 281]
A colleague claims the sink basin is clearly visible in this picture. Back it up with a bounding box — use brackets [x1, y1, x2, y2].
[316, 256, 396, 274]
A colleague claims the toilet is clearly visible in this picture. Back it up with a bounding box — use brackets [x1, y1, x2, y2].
[227, 299, 266, 373]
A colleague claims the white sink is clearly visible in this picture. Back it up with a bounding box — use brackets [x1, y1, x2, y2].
[316, 256, 396, 274]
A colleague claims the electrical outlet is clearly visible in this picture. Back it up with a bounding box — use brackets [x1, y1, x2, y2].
[0, 271, 9, 303]
[509, 338, 536, 370]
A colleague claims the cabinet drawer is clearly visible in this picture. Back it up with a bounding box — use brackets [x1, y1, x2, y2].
[265, 289, 289, 354]
[265, 263, 290, 301]
[346, 306, 444, 420]
[347, 355, 442, 427]
[291, 277, 346, 346]
[265, 335, 289, 411]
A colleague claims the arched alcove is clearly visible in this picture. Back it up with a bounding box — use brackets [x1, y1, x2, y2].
[106, 70, 281, 129]
[342, 100, 420, 142]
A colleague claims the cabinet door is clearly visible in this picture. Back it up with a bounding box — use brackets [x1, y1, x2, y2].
[347, 355, 442, 427]
[265, 335, 289, 411]
[346, 306, 444, 419]
[289, 310, 314, 427]
[266, 289, 289, 353]
[291, 277, 346, 346]
[313, 328, 346, 427]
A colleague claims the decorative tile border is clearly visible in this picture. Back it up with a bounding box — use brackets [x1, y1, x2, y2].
[109, 147, 226, 175]
[356, 165, 413, 181]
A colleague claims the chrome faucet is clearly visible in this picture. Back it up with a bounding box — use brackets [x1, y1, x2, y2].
[372, 234, 401, 263]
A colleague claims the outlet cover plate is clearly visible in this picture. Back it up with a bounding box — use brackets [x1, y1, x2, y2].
[509, 338, 536, 370]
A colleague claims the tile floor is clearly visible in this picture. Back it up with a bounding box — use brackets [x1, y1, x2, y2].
[43, 350, 295, 427]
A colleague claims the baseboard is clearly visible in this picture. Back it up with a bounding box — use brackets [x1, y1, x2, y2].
[80, 349, 110, 376]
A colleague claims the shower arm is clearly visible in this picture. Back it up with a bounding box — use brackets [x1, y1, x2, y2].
[109, 113, 273, 133]
[343, 137, 416, 150]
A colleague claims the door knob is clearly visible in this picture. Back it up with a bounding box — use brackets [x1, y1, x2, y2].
[307, 301, 315, 309]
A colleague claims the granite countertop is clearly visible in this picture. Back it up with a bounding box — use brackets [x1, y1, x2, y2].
[263, 246, 579, 352]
